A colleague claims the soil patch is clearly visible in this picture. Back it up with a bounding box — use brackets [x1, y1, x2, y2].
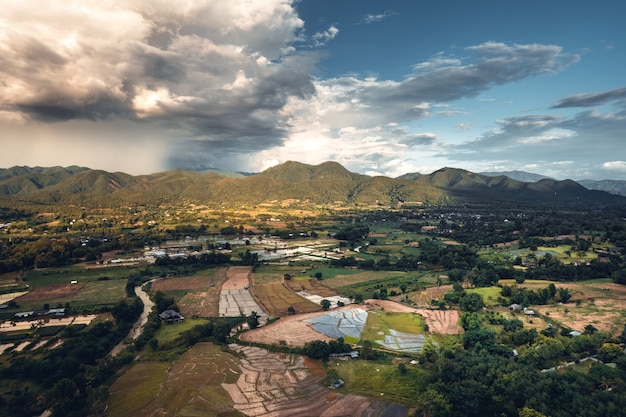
[13, 283, 81, 302]
[223, 266, 251, 290]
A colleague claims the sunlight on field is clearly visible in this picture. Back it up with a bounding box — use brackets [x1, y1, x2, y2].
[361, 311, 425, 341]
[108, 362, 170, 417]
[108, 343, 241, 417]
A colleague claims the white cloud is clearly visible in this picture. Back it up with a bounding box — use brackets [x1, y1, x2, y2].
[311, 25, 339, 46]
[359, 11, 398, 25]
[603, 161, 626, 172]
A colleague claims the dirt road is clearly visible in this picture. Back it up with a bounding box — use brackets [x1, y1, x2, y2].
[109, 281, 155, 357]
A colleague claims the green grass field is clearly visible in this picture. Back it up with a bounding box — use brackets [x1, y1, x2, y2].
[107, 361, 170, 417]
[23, 265, 136, 287]
[155, 318, 208, 344]
[14, 279, 127, 312]
[466, 287, 503, 306]
[251, 264, 312, 284]
[322, 270, 410, 290]
[327, 359, 428, 406]
[360, 311, 425, 341]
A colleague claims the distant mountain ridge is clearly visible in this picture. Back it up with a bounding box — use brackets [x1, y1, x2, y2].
[0, 162, 624, 208]
[480, 170, 626, 197]
[479, 170, 553, 183]
[398, 167, 620, 204]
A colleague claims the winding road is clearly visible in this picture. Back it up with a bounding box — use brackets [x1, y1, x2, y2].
[109, 281, 155, 357]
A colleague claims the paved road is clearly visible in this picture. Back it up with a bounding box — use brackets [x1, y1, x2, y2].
[109, 281, 155, 357]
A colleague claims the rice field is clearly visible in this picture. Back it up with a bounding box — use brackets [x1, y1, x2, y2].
[107, 343, 242, 417]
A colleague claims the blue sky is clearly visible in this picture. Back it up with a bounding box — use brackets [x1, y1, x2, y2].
[0, 0, 625, 180]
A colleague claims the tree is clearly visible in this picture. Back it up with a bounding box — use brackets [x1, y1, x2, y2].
[556, 287, 572, 303]
[314, 272, 323, 280]
[459, 293, 484, 312]
[583, 324, 598, 335]
[611, 268, 626, 285]
[320, 299, 331, 310]
[287, 306, 296, 315]
[518, 407, 548, 417]
[246, 311, 260, 329]
[360, 340, 374, 360]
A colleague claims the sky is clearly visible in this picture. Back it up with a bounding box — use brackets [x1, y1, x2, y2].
[1, 0, 625, 180]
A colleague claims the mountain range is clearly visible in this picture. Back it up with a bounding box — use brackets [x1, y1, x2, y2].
[0, 162, 624, 208]
[479, 170, 626, 197]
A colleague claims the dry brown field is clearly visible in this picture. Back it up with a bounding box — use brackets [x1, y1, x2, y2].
[499, 279, 626, 335]
[151, 268, 228, 317]
[13, 283, 81, 302]
[222, 266, 251, 290]
[284, 278, 337, 297]
[252, 282, 321, 316]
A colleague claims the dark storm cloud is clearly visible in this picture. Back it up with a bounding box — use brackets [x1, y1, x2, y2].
[552, 87, 626, 108]
[0, 1, 314, 146]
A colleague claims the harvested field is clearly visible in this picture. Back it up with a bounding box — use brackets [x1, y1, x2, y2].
[285, 278, 337, 297]
[416, 309, 461, 334]
[226, 344, 407, 417]
[239, 310, 335, 347]
[253, 282, 321, 316]
[152, 268, 228, 317]
[14, 283, 82, 302]
[411, 285, 452, 308]
[219, 267, 270, 322]
[0, 314, 97, 333]
[223, 266, 252, 290]
[363, 300, 460, 335]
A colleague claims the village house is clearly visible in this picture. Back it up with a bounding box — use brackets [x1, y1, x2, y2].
[158, 309, 184, 324]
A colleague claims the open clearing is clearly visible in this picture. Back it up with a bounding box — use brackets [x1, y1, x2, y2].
[499, 279, 626, 335]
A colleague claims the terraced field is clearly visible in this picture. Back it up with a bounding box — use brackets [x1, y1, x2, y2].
[225, 345, 408, 417]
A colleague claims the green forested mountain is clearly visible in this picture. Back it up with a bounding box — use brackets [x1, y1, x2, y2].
[0, 162, 623, 208]
[401, 167, 623, 204]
